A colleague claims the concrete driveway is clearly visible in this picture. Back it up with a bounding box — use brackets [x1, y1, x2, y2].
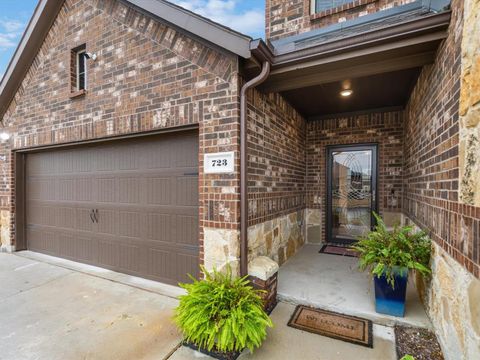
[0, 253, 182, 360]
[1, 252, 400, 360]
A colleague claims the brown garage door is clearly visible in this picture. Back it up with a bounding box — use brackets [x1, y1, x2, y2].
[25, 130, 199, 285]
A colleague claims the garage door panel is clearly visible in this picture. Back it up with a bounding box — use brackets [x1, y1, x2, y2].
[95, 147, 118, 172]
[58, 178, 76, 201]
[27, 178, 54, 201]
[75, 235, 97, 263]
[176, 176, 199, 206]
[75, 177, 94, 202]
[118, 177, 142, 204]
[118, 211, 145, 238]
[43, 206, 57, 227]
[145, 213, 171, 242]
[98, 239, 120, 268]
[174, 134, 199, 167]
[96, 177, 117, 203]
[75, 208, 95, 232]
[145, 142, 172, 169]
[72, 149, 94, 173]
[146, 177, 172, 205]
[26, 203, 44, 225]
[57, 151, 75, 174]
[26, 131, 199, 285]
[95, 209, 118, 236]
[118, 243, 145, 274]
[58, 232, 76, 258]
[147, 249, 196, 283]
[57, 206, 76, 229]
[176, 215, 198, 246]
[27, 227, 59, 255]
[118, 145, 140, 171]
[176, 253, 200, 282]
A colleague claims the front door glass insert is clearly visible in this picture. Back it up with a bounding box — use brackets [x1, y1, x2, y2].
[327, 145, 377, 244]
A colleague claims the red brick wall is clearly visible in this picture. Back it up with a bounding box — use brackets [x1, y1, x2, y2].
[0, 0, 242, 261]
[404, 0, 479, 278]
[247, 89, 306, 226]
[306, 110, 405, 241]
[266, 0, 414, 41]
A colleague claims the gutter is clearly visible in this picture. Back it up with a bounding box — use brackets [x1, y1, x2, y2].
[239, 40, 272, 277]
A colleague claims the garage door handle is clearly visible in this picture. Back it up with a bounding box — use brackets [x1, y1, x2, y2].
[89, 210, 95, 223]
[183, 172, 199, 176]
[94, 209, 99, 223]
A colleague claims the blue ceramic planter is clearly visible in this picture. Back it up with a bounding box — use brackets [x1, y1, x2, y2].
[374, 268, 408, 317]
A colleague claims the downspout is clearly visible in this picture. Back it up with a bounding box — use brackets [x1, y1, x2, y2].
[239, 61, 271, 277]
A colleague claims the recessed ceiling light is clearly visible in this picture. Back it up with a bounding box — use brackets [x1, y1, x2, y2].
[340, 89, 353, 97]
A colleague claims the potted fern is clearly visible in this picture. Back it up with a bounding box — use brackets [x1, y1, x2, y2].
[174, 266, 273, 360]
[353, 213, 431, 317]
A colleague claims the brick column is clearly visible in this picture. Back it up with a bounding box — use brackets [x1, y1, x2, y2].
[248, 256, 279, 313]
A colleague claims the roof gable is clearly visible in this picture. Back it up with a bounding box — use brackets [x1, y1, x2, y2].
[0, 0, 252, 121]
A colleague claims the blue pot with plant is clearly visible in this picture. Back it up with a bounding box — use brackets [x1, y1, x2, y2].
[353, 213, 431, 317]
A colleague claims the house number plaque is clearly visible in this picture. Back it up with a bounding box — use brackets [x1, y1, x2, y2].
[204, 151, 235, 174]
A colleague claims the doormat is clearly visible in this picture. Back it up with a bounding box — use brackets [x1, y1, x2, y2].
[319, 244, 358, 257]
[288, 305, 373, 348]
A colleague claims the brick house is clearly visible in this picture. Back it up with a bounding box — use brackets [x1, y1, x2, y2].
[0, 0, 479, 358]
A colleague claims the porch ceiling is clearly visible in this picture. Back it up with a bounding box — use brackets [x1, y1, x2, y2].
[282, 68, 422, 118]
[252, 8, 451, 118]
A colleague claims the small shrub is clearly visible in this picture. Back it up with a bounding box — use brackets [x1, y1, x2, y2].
[174, 266, 273, 353]
[353, 212, 431, 288]
[401, 355, 415, 360]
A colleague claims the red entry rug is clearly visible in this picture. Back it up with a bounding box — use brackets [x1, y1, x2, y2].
[319, 244, 359, 257]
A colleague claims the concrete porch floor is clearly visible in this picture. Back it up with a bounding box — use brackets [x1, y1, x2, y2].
[277, 244, 431, 328]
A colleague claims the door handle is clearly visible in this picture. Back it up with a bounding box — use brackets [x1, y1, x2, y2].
[89, 210, 95, 223]
[93, 209, 99, 223]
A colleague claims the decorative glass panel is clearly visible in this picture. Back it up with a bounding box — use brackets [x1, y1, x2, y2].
[331, 149, 373, 242]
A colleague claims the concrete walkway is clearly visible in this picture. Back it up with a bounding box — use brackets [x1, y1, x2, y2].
[0, 253, 182, 360]
[169, 302, 397, 360]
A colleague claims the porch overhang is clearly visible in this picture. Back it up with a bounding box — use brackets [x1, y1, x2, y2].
[258, 10, 451, 94]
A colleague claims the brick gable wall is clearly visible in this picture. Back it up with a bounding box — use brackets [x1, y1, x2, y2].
[266, 0, 415, 41]
[0, 0, 242, 268]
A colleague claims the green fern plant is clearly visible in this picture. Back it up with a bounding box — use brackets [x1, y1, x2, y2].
[174, 265, 273, 353]
[353, 212, 431, 288]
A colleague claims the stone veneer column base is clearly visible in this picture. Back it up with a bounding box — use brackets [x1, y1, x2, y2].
[419, 242, 480, 360]
[248, 256, 279, 313]
[248, 210, 305, 265]
[0, 210, 11, 252]
[402, 214, 480, 359]
[203, 227, 240, 276]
